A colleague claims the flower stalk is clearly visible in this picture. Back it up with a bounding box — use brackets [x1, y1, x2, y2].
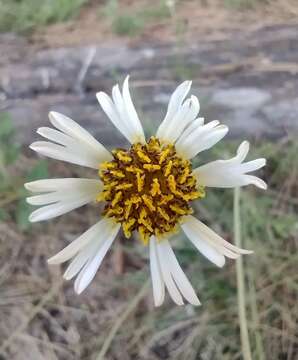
[234, 187, 252, 360]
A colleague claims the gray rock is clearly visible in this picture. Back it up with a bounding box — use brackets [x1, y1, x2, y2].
[211, 88, 271, 109]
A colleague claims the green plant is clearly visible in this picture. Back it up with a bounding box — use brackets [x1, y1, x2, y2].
[0, 0, 89, 34]
[103, 0, 170, 37]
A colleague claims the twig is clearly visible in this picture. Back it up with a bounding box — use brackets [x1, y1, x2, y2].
[234, 188, 252, 360]
[95, 279, 150, 360]
[76, 46, 97, 95]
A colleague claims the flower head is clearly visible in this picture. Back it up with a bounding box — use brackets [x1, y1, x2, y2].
[25, 76, 266, 306]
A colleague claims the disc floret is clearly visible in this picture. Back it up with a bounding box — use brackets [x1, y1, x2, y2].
[98, 137, 205, 244]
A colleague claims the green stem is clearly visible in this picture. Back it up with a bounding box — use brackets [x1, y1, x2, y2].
[234, 187, 252, 360]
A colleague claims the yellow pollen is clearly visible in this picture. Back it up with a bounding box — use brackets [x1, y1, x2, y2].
[142, 194, 156, 212]
[136, 172, 145, 192]
[137, 150, 151, 163]
[114, 150, 132, 163]
[150, 178, 161, 197]
[115, 183, 133, 191]
[111, 191, 122, 207]
[110, 170, 125, 178]
[157, 206, 170, 221]
[126, 165, 144, 173]
[159, 148, 171, 164]
[143, 164, 161, 171]
[168, 174, 177, 192]
[164, 160, 173, 177]
[98, 137, 205, 245]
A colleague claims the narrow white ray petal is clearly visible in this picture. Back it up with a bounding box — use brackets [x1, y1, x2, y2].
[236, 141, 250, 163]
[25, 178, 102, 193]
[177, 117, 204, 144]
[156, 80, 192, 138]
[26, 192, 74, 206]
[160, 240, 201, 306]
[29, 196, 93, 222]
[37, 127, 74, 147]
[111, 84, 131, 136]
[181, 220, 226, 267]
[30, 141, 103, 169]
[239, 158, 266, 173]
[149, 237, 165, 307]
[160, 95, 200, 143]
[74, 224, 120, 294]
[48, 218, 114, 264]
[193, 141, 266, 189]
[176, 121, 228, 159]
[156, 240, 184, 306]
[96, 91, 133, 143]
[122, 76, 145, 143]
[63, 240, 99, 280]
[183, 216, 253, 257]
[49, 112, 111, 159]
[244, 175, 268, 189]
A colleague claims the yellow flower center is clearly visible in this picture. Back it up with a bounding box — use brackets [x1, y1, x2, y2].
[98, 137, 205, 245]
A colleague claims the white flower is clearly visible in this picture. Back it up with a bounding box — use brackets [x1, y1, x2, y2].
[25, 76, 266, 305]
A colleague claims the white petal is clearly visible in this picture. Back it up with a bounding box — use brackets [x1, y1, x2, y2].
[149, 237, 165, 307]
[25, 178, 101, 222]
[49, 112, 111, 158]
[181, 220, 226, 267]
[30, 141, 104, 169]
[63, 240, 99, 280]
[176, 121, 228, 159]
[29, 196, 93, 222]
[159, 95, 200, 143]
[156, 81, 192, 139]
[156, 239, 184, 306]
[193, 141, 266, 189]
[26, 191, 74, 206]
[239, 158, 266, 173]
[48, 218, 114, 264]
[182, 215, 253, 259]
[160, 240, 200, 306]
[96, 77, 145, 144]
[25, 178, 101, 193]
[122, 76, 145, 143]
[37, 127, 74, 147]
[177, 117, 204, 144]
[74, 223, 120, 294]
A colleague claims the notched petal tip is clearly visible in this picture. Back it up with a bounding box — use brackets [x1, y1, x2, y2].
[24, 182, 32, 191]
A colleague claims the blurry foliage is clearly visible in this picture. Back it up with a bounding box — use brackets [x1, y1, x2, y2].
[0, 113, 48, 230]
[103, 0, 171, 36]
[0, 0, 89, 34]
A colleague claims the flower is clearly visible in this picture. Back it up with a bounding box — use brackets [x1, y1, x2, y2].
[25, 76, 266, 306]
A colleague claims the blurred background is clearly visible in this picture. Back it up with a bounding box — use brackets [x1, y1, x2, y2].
[0, 0, 298, 359]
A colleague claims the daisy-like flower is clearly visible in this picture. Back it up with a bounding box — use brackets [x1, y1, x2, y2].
[25, 76, 266, 306]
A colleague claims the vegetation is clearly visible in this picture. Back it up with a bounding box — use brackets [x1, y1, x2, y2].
[103, 0, 171, 36]
[0, 0, 89, 34]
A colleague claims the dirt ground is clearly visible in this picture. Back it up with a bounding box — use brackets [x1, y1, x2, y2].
[32, 0, 298, 48]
